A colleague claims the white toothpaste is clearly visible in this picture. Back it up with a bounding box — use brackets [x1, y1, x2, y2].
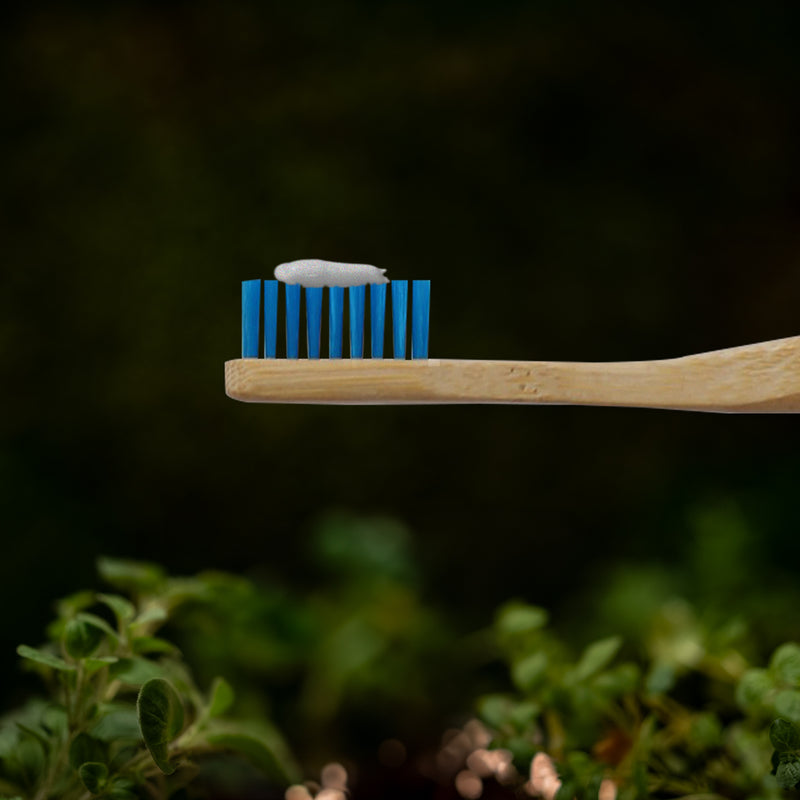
[274, 259, 389, 288]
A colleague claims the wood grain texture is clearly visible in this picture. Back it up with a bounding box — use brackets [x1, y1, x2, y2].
[224, 335, 800, 412]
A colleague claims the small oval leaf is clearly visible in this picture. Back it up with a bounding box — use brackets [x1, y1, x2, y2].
[771, 643, 800, 684]
[776, 756, 800, 789]
[65, 619, 104, 659]
[736, 668, 775, 710]
[137, 678, 184, 774]
[107, 777, 138, 800]
[208, 677, 235, 718]
[84, 656, 119, 675]
[109, 658, 164, 686]
[78, 762, 108, 794]
[511, 652, 549, 691]
[496, 603, 548, 636]
[204, 732, 286, 783]
[97, 593, 136, 623]
[572, 636, 623, 682]
[16, 645, 76, 672]
[131, 605, 168, 628]
[91, 709, 142, 743]
[776, 691, 800, 724]
[69, 732, 107, 769]
[131, 637, 178, 656]
[97, 557, 165, 593]
[771, 718, 800, 752]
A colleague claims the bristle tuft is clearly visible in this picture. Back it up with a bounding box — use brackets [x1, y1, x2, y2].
[411, 280, 430, 359]
[370, 283, 386, 358]
[242, 279, 261, 358]
[264, 280, 278, 358]
[349, 285, 366, 358]
[329, 286, 344, 358]
[391, 280, 408, 359]
[306, 287, 323, 359]
[285, 283, 301, 358]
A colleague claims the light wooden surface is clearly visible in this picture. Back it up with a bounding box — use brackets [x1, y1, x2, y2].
[224, 335, 800, 412]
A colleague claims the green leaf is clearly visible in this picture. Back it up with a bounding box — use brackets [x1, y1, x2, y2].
[476, 694, 515, 728]
[776, 756, 800, 789]
[84, 657, 119, 675]
[109, 744, 139, 770]
[56, 591, 96, 620]
[208, 677, 234, 718]
[511, 652, 549, 691]
[76, 613, 120, 643]
[97, 593, 136, 623]
[131, 637, 178, 656]
[69, 732, 107, 769]
[736, 668, 774, 709]
[137, 678, 184, 774]
[109, 657, 164, 686]
[130, 604, 168, 628]
[687, 712, 723, 751]
[592, 662, 640, 696]
[646, 662, 676, 695]
[2, 738, 45, 788]
[572, 636, 622, 682]
[496, 602, 548, 636]
[203, 731, 287, 783]
[509, 700, 541, 729]
[772, 643, 800, 684]
[64, 618, 104, 659]
[78, 762, 108, 794]
[41, 704, 68, 737]
[91, 709, 142, 742]
[776, 690, 800, 724]
[15, 723, 49, 755]
[107, 778, 137, 800]
[16, 645, 75, 672]
[770, 718, 800, 752]
[97, 557, 165, 593]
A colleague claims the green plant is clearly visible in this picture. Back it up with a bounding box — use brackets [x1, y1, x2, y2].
[0, 557, 296, 800]
[448, 600, 789, 800]
[769, 719, 800, 790]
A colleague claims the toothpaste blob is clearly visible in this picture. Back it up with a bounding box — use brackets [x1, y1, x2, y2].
[274, 259, 389, 288]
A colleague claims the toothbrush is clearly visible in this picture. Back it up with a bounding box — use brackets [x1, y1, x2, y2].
[228, 275, 800, 413]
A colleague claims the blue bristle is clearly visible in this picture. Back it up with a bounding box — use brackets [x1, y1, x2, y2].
[349, 285, 366, 358]
[370, 283, 386, 358]
[264, 280, 278, 358]
[306, 287, 323, 359]
[285, 283, 301, 359]
[329, 286, 344, 358]
[242, 279, 261, 358]
[411, 279, 430, 359]
[391, 280, 408, 359]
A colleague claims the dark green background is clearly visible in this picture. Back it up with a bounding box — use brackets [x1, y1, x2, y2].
[2, 0, 800, 724]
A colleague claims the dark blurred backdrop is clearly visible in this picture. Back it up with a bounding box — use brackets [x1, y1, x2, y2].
[2, 0, 800, 742]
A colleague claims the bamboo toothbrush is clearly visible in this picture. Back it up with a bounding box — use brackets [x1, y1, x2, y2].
[225, 273, 800, 413]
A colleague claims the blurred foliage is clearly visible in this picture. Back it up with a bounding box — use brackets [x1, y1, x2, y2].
[0, 557, 297, 800]
[166, 513, 465, 764]
[462, 600, 793, 799]
[4, 513, 800, 798]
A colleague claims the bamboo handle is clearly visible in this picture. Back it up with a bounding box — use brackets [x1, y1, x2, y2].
[224, 335, 800, 412]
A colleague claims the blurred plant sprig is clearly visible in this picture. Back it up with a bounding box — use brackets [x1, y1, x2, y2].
[0, 557, 296, 800]
[448, 599, 796, 800]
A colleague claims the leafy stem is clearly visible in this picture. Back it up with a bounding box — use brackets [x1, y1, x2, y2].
[0, 558, 296, 800]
